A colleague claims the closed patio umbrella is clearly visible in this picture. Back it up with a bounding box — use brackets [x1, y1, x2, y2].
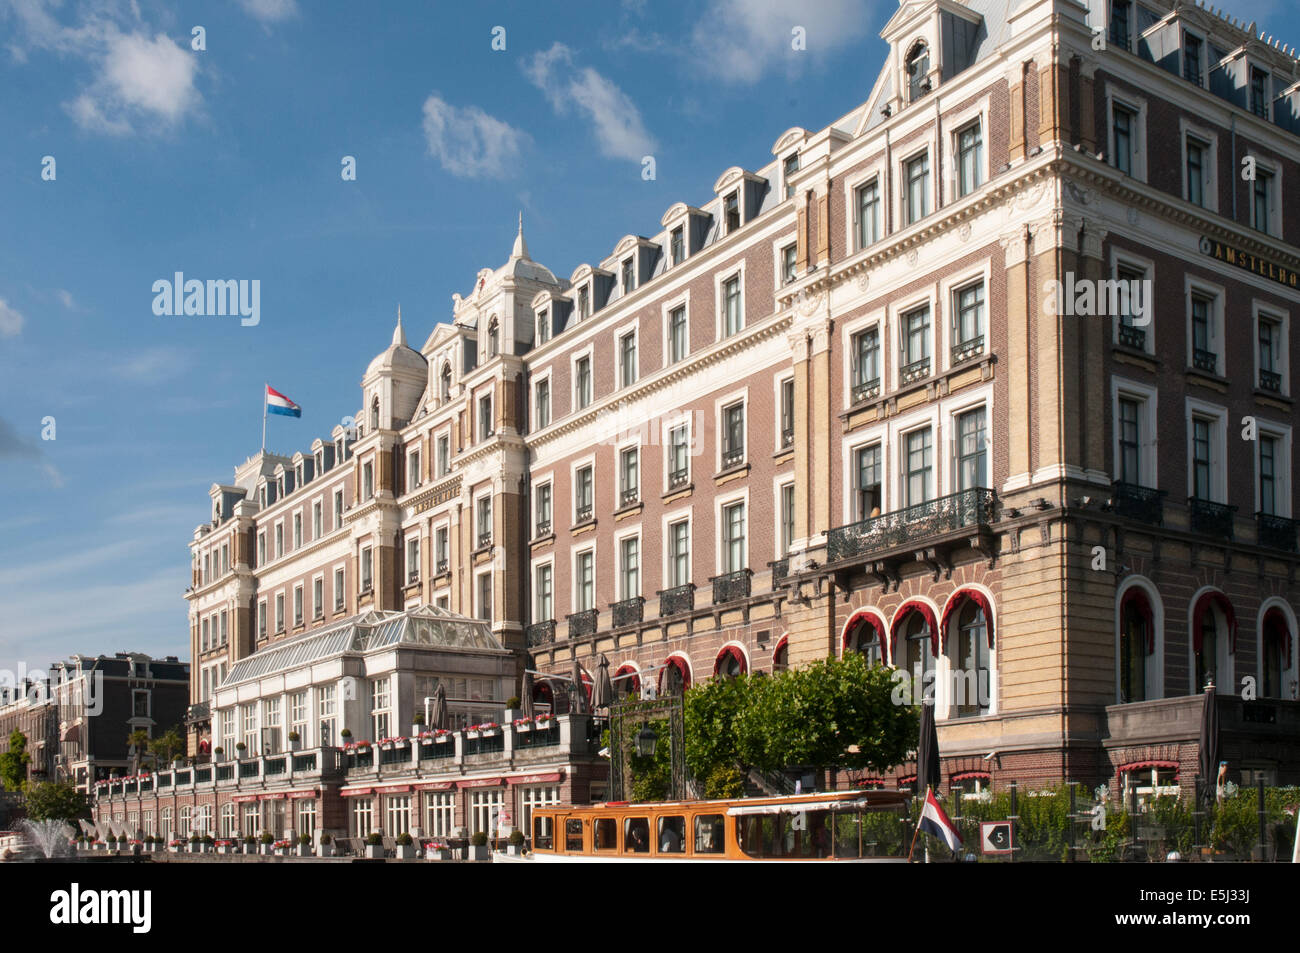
[1198, 686, 1219, 806]
[521, 670, 536, 720]
[591, 655, 613, 712]
[430, 683, 448, 731]
[570, 658, 588, 714]
[916, 697, 941, 796]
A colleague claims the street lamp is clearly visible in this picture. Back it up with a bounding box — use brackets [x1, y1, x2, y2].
[635, 723, 658, 758]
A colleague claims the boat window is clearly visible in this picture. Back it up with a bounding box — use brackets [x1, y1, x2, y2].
[623, 816, 650, 853]
[832, 810, 861, 858]
[693, 814, 725, 854]
[564, 818, 584, 852]
[657, 815, 686, 853]
[533, 815, 553, 850]
[593, 817, 618, 851]
[737, 811, 826, 858]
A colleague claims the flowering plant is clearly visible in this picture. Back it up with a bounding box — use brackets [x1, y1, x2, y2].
[168, 839, 184, 847]
[466, 722, 500, 732]
[273, 839, 292, 850]
[422, 840, 447, 850]
[215, 839, 234, 847]
[418, 729, 452, 740]
[376, 736, 408, 746]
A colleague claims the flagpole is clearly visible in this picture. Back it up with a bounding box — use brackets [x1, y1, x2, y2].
[907, 786, 925, 863]
[261, 382, 268, 453]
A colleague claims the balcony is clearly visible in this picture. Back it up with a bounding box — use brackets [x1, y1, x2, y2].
[575, 504, 593, 524]
[851, 378, 881, 405]
[721, 445, 745, 470]
[184, 701, 210, 726]
[711, 569, 752, 605]
[658, 583, 695, 617]
[619, 487, 639, 508]
[1117, 325, 1146, 350]
[1188, 498, 1237, 539]
[535, 520, 551, 539]
[668, 469, 689, 490]
[477, 531, 492, 550]
[950, 335, 984, 365]
[900, 357, 930, 385]
[781, 427, 794, 449]
[406, 571, 419, 586]
[526, 620, 556, 647]
[1259, 369, 1282, 393]
[827, 487, 995, 563]
[1111, 482, 1166, 526]
[567, 608, 598, 639]
[1257, 513, 1298, 552]
[1192, 348, 1218, 373]
[436, 559, 449, 575]
[770, 558, 790, 584]
[611, 596, 644, 628]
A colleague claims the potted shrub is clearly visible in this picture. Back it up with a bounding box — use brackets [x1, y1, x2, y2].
[412, 711, 425, 736]
[423, 838, 452, 861]
[213, 746, 224, 761]
[504, 696, 521, 721]
[235, 741, 247, 757]
[104, 833, 117, 851]
[296, 833, 313, 857]
[260, 830, 275, 855]
[467, 830, 490, 861]
[202, 834, 215, 853]
[243, 833, 257, 854]
[394, 831, 416, 859]
[288, 730, 301, 751]
[365, 831, 384, 859]
[507, 829, 526, 856]
[340, 728, 352, 743]
[189, 833, 201, 853]
[317, 832, 334, 858]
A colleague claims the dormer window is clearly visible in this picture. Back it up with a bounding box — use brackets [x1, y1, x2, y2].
[783, 153, 800, 199]
[487, 317, 499, 358]
[295, 464, 304, 486]
[1183, 32, 1203, 86]
[578, 286, 590, 320]
[1109, 0, 1131, 51]
[1250, 68, 1269, 118]
[440, 364, 452, 402]
[537, 310, 550, 345]
[259, 486, 267, 507]
[670, 227, 685, 265]
[906, 42, 930, 102]
[621, 258, 635, 294]
[370, 396, 380, 432]
[277, 477, 285, 497]
[724, 192, 740, 233]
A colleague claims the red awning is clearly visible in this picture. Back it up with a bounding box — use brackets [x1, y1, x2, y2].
[415, 781, 456, 792]
[259, 793, 285, 801]
[1120, 587, 1156, 655]
[1117, 760, 1179, 774]
[939, 589, 995, 649]
[376, 785, 411, 795]
[714, 645, 748, 675]
[457, 777, 504, 789]
[772, 634, 789, 664]
[842, 609, 887, 659]
[1263, 607, 1293, 668]
[231, 795, 260, 803]
[950, 771, 991, 782]
[286, 790, 319, 800]
[507, 772, 563, 785]
[891, 601, 939, 659]
[613, 665, 641, 692]
[340, 788, 373, 798]
[658, 656, 691, 692]
[1192, 591, 1237, 654]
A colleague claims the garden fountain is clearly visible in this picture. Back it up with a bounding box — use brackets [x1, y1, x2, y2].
[18, 819, 74, 859]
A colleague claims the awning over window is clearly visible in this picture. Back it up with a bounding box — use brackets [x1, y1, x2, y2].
[658, 655, 691, 692]
[772, 634, 789, 664]
[507, 772, 562, 785]
[1192, 591, 1237, 654]
[457, 777, 504, 789]
[714, 645, 747, 676]
[1263, 606, 1292, 668]
[890, 601, 939, 659]
[1120, 587, 1156, 655]
[1117, 760, 1179, 774]
[940, 589, 994, 649]
[842, 609, 887, 658]
[340, 787, 373, 798]
[950, 771, 991, 782]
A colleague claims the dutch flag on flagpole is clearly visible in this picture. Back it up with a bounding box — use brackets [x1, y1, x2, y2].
[262, 384, 301, 452]
[917, 787, 964, 854]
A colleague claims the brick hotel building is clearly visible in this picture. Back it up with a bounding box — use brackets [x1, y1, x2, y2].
[97, 0, 1300, 842]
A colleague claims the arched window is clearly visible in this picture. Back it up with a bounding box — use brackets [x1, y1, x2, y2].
[532, 680, 554, 713]
[1261, 607, 1292, 698]
[440, 364, 452, 403]
[892, 602, 938, 696]
[1118, 588, 1153, 703]
[487, 318, 499, 358]
[613, 665, 641, 698]
[950, 602, 991, 716]
[772, 635, 789, 673]
[906, 42, 930, 102]
[714, 646, 747, 678]
[1192, 591, 1235, 693]
[370, 396, 380, 432]
[660, 656, 691, 695]
[843, 611, 885, 665]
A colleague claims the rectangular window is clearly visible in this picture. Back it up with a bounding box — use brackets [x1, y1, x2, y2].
[1250, 68, 1269, 118]
[723, 276, 742, 337]
[362, 462, 374, 501]
[780, 482, 795, 555]
[535, 564, 553, 622]
[1192, 417, 1213, 500]
[668, 424, 689, 488]
[1183, 32, 1203, 85]
[619, 447, 639, 506]
[275, 524, 283, 558]
[670, 226, 685, 265]
[575, 465, 593, 522]
[1118, 397, 1142, 485]
[784, 152, 799, 198]
[275, 593, 285, 633]
[724, 191, 740, 232]
[576, 551, 595, 611]
[333, 490, 344, 529]
[537, 309, 550, 345]
[407, 450, 420, 491]
[312, 501, 323, 538]
[905, 428, 933, 507]
[1112, 104, 1135, 176]
[722, 402, 745, 468]
[856, 179, 880, 248]
[535, 483, 552, 536]
[1109, 0, 1131, 49]
[313, 577, 323, 617]
[669, 520, 690, 586]
[316, 685, 336, 746]
[293, 585, 303, 626]
[905, 153, 929, 224]
[780, 378, 795, 449]
[1253, 171, 1273, 235]
[669, 305, 688, 364]
[578, 285, 590, 320]
[435, 526, 448, 572]
[782, 243, 797, 284]
[535, 379, 551, 429]
[956, 122, 983, 197]
[901, 306, 931, 378]
[620, 536, 640, 599]
[406, 537, 419, 585]
[722, 502, 746, 574]
[333, 567, 344, 610]
[956, 408, 987, 490]
[478, 394, 493, 440]
[851, 327, 880, 403]
[576, 357, 592, 410]
[477, 572, 492, 621]
[1260, 434, 1278, 516]
[953, 282, 984, 352]
[257, 601, 267, 639]
[361, 547, 373, 592]
[257, 532, 266, 567]
[436, 436, 449, 477]
[371, 678, 391, 741]
[854, 444, 882, 519]
[619, 332, 637, 388]
[1191, 295, 1215, 370]
[1186, 136, 1206, 207]
[476, 496, 492, 547]
[1259, 317, 1282, 391]
[293, 512, 302, 548]
[621, 257, 635, 294]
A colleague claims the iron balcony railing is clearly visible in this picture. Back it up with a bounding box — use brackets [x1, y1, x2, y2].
[900, 356, 930, 385]
[185, 702, 210, 725]
[567, 609, 599, 638]
[1112, 481, 1166, 526]
[770, 558, 790, 584]
[951, 335, 984, 365]
[407, 571, 419, 585]
[711, 569, 752, 605]
[526, 620, 556, 647]
[1188, 498, 1237, 539]
[477, 531, 492, 549]
[1117, 325, 1146, 350]
[827, 487, 995, 563]
[435, 559, 449, 575]
[1257, 513, 1299, 552]
[611, 596, 644, 628]
[1192, 348, 1218, 373]
[721, 445, 745, 470]
[535, 520, 551, 538]
[851, 377, 881, 405]
[576, 504, 593, 524]
[781, 427, 794, 449]
[1259, 369, 1282, 392]
[668, 468, 689, 490]
[658, 583, 695, 617]
[619, 487, 639, 508]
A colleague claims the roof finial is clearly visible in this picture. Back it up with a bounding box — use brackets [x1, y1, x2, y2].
[511, 210, 529, 260]
[392, 305, 406, 348]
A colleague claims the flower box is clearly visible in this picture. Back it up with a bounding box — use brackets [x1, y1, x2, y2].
[423, 844, 452, 861]
[295, 844, 312, 857]
[507, 844, 524, 856]
[365, 844, 385, 859]
[218, 844, 235, 854]
[317, 843, 334, 858]
[465, 844, 490, 861]
[394, 843, 416, 859]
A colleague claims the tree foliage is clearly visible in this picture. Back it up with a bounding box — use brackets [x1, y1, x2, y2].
[25, 780, 88, 823]
[148, 726, 186, 763]
[0, 730, 31, 793]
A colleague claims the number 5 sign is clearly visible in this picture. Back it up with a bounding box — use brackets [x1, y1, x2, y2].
[980, 821, 1013, 855]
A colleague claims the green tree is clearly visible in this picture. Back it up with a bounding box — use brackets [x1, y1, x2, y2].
[25, 780, 88, 823]
[148, 726, 186, 763]
[126, 729, 152, 770]
[0, 730, 31, 793]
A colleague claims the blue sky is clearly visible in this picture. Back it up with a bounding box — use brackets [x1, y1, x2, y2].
[0, 0, 1294, 672]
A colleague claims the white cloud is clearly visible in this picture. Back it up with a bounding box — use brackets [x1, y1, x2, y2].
[0, 297, 23, 337]
[55, 288, 75, 310]
[237, 0, 298, 23]
[421, 94, 529, 178]
[524, 43, 656, 161]
[110, 345, 190, 383]
[690, 0, 875, 85]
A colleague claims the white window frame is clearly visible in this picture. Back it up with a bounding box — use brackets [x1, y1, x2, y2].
[773, 371, 796, 453]
[844, 161, 887, 254]
[1185, 397, 1229, 503]
[532, 368, 553, 431]
[945, 98, 990, 203]
[312, 572, 324, 619]
[1254, 420, 1293, 518]
[1177, 119, 1218, 213]
[774, 476, 796, 558]
[1109, 248, 1157, 353]
[1184, 276, 1225, 375]
[572, 544, 597, 614]
[1110, 376, 1160, 487]
[533, 475, 554, 539]
[571, 453, 596, 525]
[897, 142, 936, 228]
[714, 263, 747, 340]
[888, 289, 937, 390]
[715, 489, 750, 576]
[1105, 85, 1147, 182]
[615, 526, 643, 601]
[770, 234, 799, 289]
[939, 261, 992, 370]
[332, 563, 345, 612]
[473, 490, 493, 548]
[615, 318, 640, 390]
[531, 555, 555, 623]
[662, 291, 691, 365]
[1253, 302, 1290, 395]
[663, 413, 693, 493]
[661, 506, 693, 589]
[1248, 155, 1282, 237]
[571, 345, 595, 413]
[841, 309, 886, 407]
[475, 569, 493, 622]
[616, 437, 641, 508]
[715, 387, 750, 473]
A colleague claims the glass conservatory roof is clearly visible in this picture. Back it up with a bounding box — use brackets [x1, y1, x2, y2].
[223, 605, 503, 685]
